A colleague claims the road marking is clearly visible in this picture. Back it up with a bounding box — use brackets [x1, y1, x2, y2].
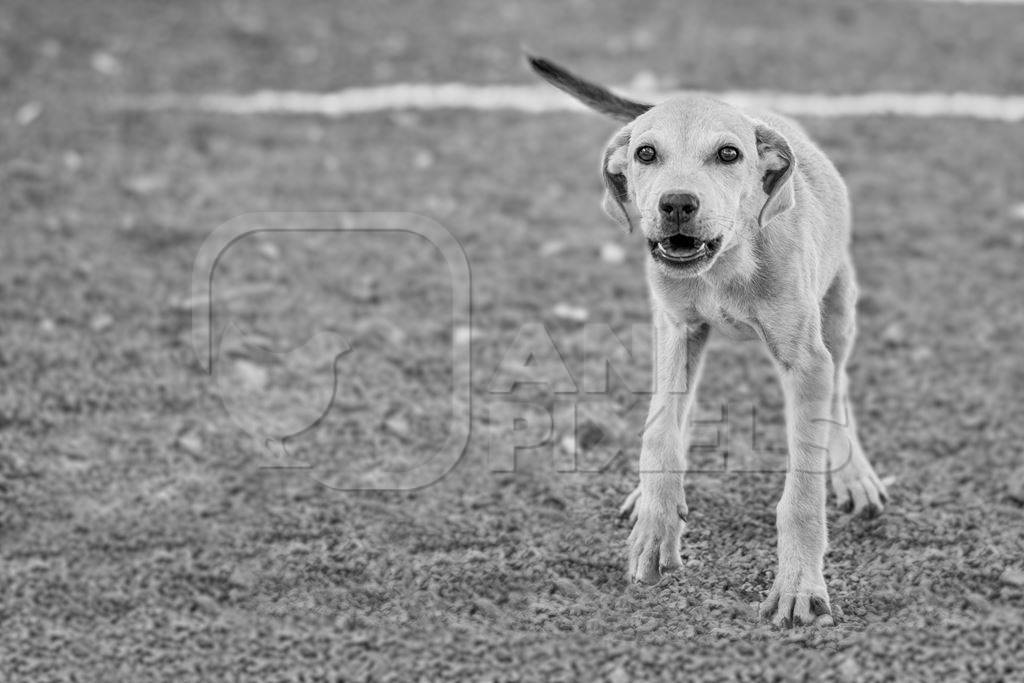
[117, 84, 1024, 122]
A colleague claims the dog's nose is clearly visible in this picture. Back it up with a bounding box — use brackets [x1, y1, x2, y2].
[658, 193, 700, 223]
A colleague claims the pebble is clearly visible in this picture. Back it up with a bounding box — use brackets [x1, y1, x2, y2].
[16, 102, 42, 126]
[608, 665, 630, 683]
[600, 242, 627, 264]
[413, 150, 435, 169]
[539, 240, 566, 258]
[999, 567, 1024, 587]
[880, 321, 907, 347]
[233, 360, 268, 390]
[552, 578, 581, 599]
[122, 174, 167, 197]
[552, 302, 588, 323]
[63, 150, 83, 172]
[90, 312, 114, 332]
[384, 414, 411, 440]
[629, 70, 659, 92]
[176, 431, 203, 456]
[257, 241, 280, 260]
[838, 657, 860, 682]
[453, 326, 473, 346]
[91, 51, 122, 76]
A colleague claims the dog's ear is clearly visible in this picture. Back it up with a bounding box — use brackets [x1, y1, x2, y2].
[601, 124, 638, 232]
[755, 125, 796, 228]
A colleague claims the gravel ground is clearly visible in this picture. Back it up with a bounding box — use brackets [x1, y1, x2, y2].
[2, 1, 1023, 681]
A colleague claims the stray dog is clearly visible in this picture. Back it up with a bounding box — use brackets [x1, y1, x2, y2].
[528, 55, 888, 627]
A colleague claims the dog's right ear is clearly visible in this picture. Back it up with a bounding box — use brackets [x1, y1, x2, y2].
[601, 124, 638, 232]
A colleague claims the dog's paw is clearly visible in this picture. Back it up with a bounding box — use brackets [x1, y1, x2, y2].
[831, 466, 888, 517]
[758, 571, 834, 628]
[626, 500, 686, 584]
[618, 485, 688, 527]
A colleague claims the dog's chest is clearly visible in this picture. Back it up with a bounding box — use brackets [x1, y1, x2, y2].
[687, 299, 760, 342]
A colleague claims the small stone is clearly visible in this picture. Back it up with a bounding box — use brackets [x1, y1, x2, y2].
[257, 242, 280, 260]
[552, 578, 581, 599]
[16, 102, 42, 126]
[965, 592, 992, 613]
[413, 150, 435, 169]
[910, 346, 932, 363]
[999, 567, 1024, 587]
[389, 111, 419, 128]
[122, 174, 167, 197]
[539, 240, 566, 258]
[600, 242, 627, 264]
[233, 360, 268, 390]
[552, 302, 588, 323]
[472, 597, 502, 620]
[176, 431, 203, 456]
[630, 70, 659, 92]
[384, 414, 410, 439]
[838, 657, 860, 682]
[608, 665, 630, 683]
[63, 150, 83, 172]
[91, 51, 122, 76]
[39, 318, 57, 335]
[453, 326, 473, 346]
[90, 312, 114, 332]
[880, 321, 906, 347]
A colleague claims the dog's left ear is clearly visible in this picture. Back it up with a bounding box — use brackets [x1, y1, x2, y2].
[601, 124, 639, 232]
[755, 125, 796, 228]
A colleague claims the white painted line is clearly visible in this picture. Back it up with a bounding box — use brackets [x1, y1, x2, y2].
[899, 0, 1024, 4]
[116, 84, 1024, 122]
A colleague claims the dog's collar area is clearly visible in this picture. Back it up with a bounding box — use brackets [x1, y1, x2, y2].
[649, 235, 723, 265]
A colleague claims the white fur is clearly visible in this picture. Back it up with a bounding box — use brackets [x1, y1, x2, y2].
[531, 58, 889, 628]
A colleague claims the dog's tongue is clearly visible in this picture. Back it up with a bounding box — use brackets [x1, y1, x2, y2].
[660, 242, 703, 258]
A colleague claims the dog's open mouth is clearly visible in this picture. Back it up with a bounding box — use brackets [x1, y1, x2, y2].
[649, 235, 723, 267]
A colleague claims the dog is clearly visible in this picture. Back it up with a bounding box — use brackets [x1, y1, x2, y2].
[527, 55, 888, 627]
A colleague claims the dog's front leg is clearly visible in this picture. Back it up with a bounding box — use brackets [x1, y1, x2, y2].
[758, 323, 835, 627]
[622, 315, 709, 584]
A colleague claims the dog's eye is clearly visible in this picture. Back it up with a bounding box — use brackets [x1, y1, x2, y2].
[717, 145, 741, 163]
[635, 146, 657, 164]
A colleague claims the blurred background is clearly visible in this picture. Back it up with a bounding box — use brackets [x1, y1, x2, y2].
[2, 0, 1023, 680]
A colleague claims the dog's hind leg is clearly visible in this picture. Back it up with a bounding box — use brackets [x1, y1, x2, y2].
[820, 262, 888, 516]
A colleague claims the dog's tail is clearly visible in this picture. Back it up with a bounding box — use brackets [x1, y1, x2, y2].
[524, 52, 652, 122]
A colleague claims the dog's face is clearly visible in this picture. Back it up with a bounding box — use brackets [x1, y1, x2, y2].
[602, 97, 795, 277]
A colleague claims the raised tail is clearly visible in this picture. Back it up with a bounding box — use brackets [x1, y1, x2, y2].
[524, 53, 652, 121]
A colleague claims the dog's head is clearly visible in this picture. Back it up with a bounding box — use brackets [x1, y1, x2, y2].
[528, 55, 795, 277]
